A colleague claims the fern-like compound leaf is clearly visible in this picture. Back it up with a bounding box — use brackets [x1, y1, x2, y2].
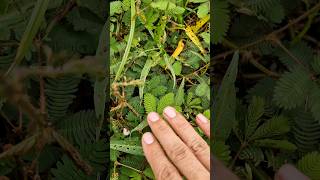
[250, 115, 290, 141]
[212, 0, 230, 44]
[245, 96, 265, 138]
[45, 76, 81, 121]
[253, 139, 297, 151]
[239, 146, 264, 166]
[273, 67, 311, 110]
[57, 110, 98, 146]
[297, 152, 320, 180]
[144, 93, 157, 114]
[291, 109, 320, 153]
[309, 85, 320, 123]
[51, 141, 108, 179]
[212, 141, 231, 165]
[157, 93, 175, 114]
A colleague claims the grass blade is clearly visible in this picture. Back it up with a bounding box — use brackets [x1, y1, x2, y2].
[6, 0, 50, 75]
[213, 51, 239, 141]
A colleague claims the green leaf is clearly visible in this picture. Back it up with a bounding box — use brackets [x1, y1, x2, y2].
[250, 115, 290, 140]
[0, 0, 9, 15]
[172, 6, 185, 15]
[94, 21, 108, 136]
[200, 32, 210, 44]
[212, 141, 231, 165]
[143, 167, 155, 179]
[130, 119, 149, 134]
[175, 78, 185, 106]
[189, 0, 208, 3]
[203, 109, 210, 119]
[110, 1, 123, 16]
[297, 152, 320, 180]
[110, 140, 144, 156]
[157, 93, 175, 114]
[212, 0, 230, 44]
[253, 139, 297, 151]
[195, 82, 209, 97]
[172, 61, 182, 75]
[164, 55, 176, 89]
[213, 51, 238, 141]
[245, 96, 265, 138]
[139, 59, 154, 99]
[144, 93, 157, 114]
[151, 1, 170, 10]
[197, 2, 209, 18]
[8, 0, 50, 73]
[58, 110, 98, 146]
[309, 84, 320, 123]
[273, 67, 312, 109]
[114, 0, 136, 82]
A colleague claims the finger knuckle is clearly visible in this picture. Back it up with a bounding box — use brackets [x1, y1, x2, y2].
[158, 165, 177, 180]
[157, 122, 169, 133]
[189, 138, 207, 155]
[170, 144, 188, 162]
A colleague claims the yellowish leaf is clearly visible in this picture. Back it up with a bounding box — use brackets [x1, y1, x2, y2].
[171, 39, 185, 58]
[191, 15, 210, 33]
[185, 26, 206, 55]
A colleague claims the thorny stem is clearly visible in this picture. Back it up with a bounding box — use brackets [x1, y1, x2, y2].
[44, 0, 76, 38]
[244, 52, 280, 78]
[0, 110, 16, 130]
[229, 142, 247, 169]
[35, 37, 46, 117]
[213, 1, 320, 61]
[292, 11, 318, 44]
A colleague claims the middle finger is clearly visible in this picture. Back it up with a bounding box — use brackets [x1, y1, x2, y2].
[163, 106, 210, 170]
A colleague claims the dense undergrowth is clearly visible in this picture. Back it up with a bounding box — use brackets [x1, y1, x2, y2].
[0, 0, 107, 179]
[213, 0, 320, 179]
[109, 0, 210, 179]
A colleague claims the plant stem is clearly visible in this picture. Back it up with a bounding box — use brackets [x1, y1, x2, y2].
[114, 0, 136, 83]
[229, 142, 247, 169]
[248, 57, 280, 78]
[292, 11, 318, 44]
[116, 161, 143, 173]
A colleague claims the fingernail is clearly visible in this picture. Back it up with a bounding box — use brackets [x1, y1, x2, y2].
[164, 106, 176, 118]
[197, 114, 208, 124]
[148, 112, 159, 122]
[143, 132, 154, 144]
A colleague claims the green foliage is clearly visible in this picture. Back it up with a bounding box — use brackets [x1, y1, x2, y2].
[45, 76, 81, 121]
[216, 0, 320, 178]
[297, 152, 320, 180]
[144, 93, 157, 114]
[0, 0, 107, 179]
[57, 110, 98, 146]
[110, 0, 210, 178]
[213, 51, 238, 141]
[212, 0, 230, 43]
[51, 141, 108, 179]
[157, 93, 175, 114]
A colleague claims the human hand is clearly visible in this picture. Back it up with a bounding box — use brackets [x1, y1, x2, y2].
[141, 106, 210, 180]
[141, 106, 310, 180]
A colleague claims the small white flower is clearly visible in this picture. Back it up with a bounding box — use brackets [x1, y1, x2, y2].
[123, 128, 130, 136]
